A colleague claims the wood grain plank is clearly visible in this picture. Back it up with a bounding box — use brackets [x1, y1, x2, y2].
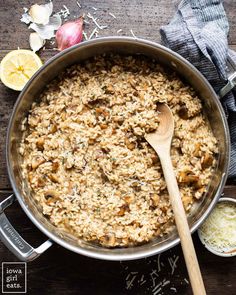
[0, 0, 178, 49]
[0, 0, 236, 50]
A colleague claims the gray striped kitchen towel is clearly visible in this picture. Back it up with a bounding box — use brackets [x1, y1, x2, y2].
[160, 0, 236, 178]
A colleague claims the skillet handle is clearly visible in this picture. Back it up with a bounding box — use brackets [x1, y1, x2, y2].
[219, 55, 236, 98]
[0, 194, 52, 262]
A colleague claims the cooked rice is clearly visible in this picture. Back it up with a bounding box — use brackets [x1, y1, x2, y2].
[20, 55, 218, 247]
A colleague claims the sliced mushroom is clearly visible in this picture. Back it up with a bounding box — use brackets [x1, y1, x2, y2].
[44, 190, 59, 204]
[201, 152, 214, 169]
[100, 123, 108, 130]
[160, 205, 168, 213]
[151, 193, 160, 207]
[104, 85, 115, 94]
[131, 221, 141, 227]
[51, 161, 59, 172]
[182, 195, 192, 210]
[124, 195, 134, 204]
[48, 173, 60, 183]
[111, 128, 116, 135]
[133, 90, 139, 97]
[100, 169, 109, 182]
[61, 112, 67, 121]
[193, 143, 201, 157]
[101, 146, 110, 153]
[50, 124, 57, 134]
[36, 138, 45, 151]
[178, 105, 189, 119]
[28, 172, 33, 184]
[192, 179, 203, 189]
[95, 107, 109, 117]
[151, 154, 158, 164]
[95, 107, 103, 114]
[117, 204, 130, 216]
[31, 156, 45, 169]
[179, 170, 199, 184]
[28, 115, 39, 127]
[131, 181, 141, 191]
[113, 116, 124, 125]
[64, 155, 74, 169]
[125, 138, 135, 150]
[101, 233, 116, 247]
[88, 138, 96, 145]
[36, 176, 45, 187]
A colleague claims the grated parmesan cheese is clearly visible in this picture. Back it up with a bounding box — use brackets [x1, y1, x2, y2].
[89, 27, 99, 39]
[122, 252, 182, 293]
[82, 31, 88, 40]
[199, 201, 236, 253]
[58, 5, 70, 19]
[109, 12, 117, 19]
[87, 12, 108, 30]
[130, 29, 137, 39]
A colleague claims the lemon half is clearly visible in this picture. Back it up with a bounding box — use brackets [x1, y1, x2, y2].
[0, 49, 42, 91]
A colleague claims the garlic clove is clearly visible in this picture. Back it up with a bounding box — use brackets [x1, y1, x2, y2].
[29, 32, 45, 52]
[46, 1, 53, 16]
[29, 14, 62, 40]
[29, 2, 53, 25]
[56, 17, 84, 51]
[29, 23, 55, 40]
[20, 12, 33, 24]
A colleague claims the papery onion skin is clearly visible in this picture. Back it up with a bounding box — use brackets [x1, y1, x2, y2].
[56, 17, 83, 51]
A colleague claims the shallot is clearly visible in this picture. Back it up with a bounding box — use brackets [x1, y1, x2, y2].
[56, 17, 83, 51]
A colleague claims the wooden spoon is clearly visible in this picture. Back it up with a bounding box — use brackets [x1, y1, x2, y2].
[145, 103, 206, 295]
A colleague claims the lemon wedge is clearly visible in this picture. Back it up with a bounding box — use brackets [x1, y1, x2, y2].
[0, 49, 42, 91]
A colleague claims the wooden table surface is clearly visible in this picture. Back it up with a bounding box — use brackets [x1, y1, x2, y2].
[0, 1, 236, 294]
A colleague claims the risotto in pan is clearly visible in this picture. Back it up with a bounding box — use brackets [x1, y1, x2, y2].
[20, 55, 218, 247]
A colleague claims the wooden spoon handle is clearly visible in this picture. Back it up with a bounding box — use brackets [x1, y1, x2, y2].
[160, 154, 206, 295]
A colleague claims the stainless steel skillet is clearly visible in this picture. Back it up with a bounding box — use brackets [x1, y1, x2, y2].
[0, 37, 230, 261]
